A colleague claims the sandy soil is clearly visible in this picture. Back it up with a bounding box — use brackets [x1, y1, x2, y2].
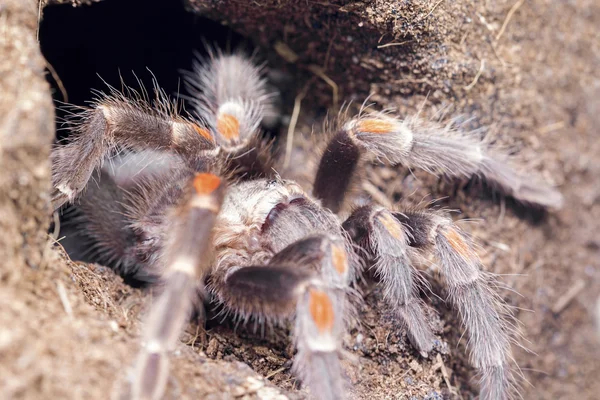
[1, 0, 598, 399]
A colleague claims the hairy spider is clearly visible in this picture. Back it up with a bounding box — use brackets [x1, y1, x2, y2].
[51, 53, 563, 400]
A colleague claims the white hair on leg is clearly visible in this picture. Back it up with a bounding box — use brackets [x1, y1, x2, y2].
[342, 111, 563, 209]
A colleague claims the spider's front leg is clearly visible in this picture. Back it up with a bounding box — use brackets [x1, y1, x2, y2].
[344, 206, 517, 400]
[130, 172, 226, 400]
[209, 235, 352, 400]
[314, 112, 563, 211]
[51, 98, 216, 208]
[52, 53, 272, 208]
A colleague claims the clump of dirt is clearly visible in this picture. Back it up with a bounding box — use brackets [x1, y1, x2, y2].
[1, 0, 599, 399]
[1, 243, 294, 399]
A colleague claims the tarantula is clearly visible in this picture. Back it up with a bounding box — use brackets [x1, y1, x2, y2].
[51, 53, 563, 400]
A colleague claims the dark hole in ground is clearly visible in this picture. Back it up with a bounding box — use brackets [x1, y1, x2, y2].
[40, 0, 250, 139]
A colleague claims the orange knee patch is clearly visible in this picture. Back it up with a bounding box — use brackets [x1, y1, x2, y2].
[444, 228, 474, 259]
[216, 114, 240, 140]
[308, 289, 335, 334]
[378, 213, 404, 240]
[357, 119, 397, 134]
[331, 245, 348, 275]
[193, 173, 221, 195]
[192, 124, 213, 141]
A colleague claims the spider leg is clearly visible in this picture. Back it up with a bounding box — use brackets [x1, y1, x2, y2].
[210, 235, 351, 400]
[183, 53, 277, 179]
[51, 94, 216, 208]
[393, 209, 517, 400]
[183, 52, 274, 148]
[60, 167, 139, 276]
[130, 172, 226, 400]
[60, 151, 191, 281]
[313, 113, 563, 211]
[342, 206, 436, 356]
[313, 128, 361, 213]
[53, 53, 274, 208]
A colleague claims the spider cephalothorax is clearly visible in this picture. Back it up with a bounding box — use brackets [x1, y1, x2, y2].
[52, 53, 563, 400]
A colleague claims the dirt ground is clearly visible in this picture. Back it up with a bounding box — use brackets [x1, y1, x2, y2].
[1, 0, 599, 399]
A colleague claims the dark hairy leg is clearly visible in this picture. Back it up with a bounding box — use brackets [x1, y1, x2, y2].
[313, 113, 563, 212]
[209, 235, 351, 400]
[394, 209, 518, 400]
[343, 205, 436, 356]
[51, 94, 216, 208]
[59, 167, 139, 275]
[345, 206, 518, 399]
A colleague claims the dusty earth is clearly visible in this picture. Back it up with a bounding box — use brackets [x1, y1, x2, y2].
[1, 0, 599, 399]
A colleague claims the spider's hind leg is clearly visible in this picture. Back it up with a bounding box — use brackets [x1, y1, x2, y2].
[394, 209, 518, 400]
[342, 206, 436, 356]
[345, 205, 518, 399]
[60, 166, 140, 277]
